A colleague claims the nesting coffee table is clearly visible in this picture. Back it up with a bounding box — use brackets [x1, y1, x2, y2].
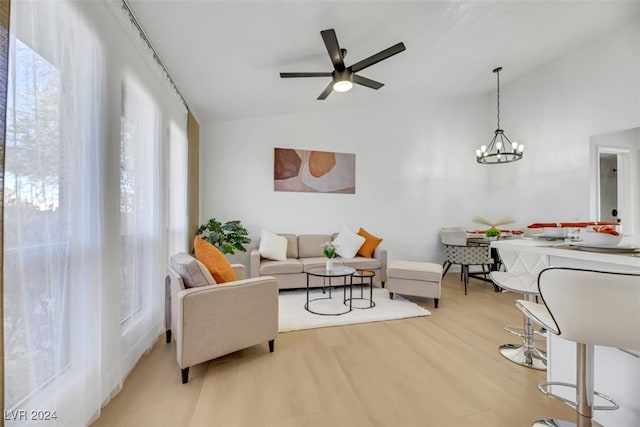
[305, 266, 355, 316]
[348, 269, 376, 309]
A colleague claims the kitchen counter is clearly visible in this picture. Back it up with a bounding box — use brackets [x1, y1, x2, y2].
[491, 238, 640, 426]
[492, 238, 640, 271]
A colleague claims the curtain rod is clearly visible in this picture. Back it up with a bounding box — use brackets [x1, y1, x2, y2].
[121, 0, 188, 110]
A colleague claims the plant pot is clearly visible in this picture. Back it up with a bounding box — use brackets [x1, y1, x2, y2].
[326, 259, 334, 271]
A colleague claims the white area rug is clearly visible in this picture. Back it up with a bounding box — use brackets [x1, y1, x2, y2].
[278, 286, 431, 332]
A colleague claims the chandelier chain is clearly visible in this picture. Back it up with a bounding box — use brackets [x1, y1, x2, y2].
[496, 68, 500, 130]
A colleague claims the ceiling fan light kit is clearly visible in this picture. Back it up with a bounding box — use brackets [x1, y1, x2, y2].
[280, 28, 406, 100]
[332, 70, 353, 92]
[476, 67, 524, 164]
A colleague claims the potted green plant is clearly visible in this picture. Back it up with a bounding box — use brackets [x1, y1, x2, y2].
[321, 241, 338, 271]
[485, 226, 501, 240]
[197, 218, 251, 255]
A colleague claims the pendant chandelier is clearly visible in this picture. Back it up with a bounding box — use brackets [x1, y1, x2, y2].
[476, 67, 523, 164]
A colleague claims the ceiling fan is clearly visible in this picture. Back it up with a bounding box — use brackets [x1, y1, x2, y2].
[279, 29, 406, 100]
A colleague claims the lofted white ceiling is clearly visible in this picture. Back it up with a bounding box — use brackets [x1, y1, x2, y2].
[127, 0, 640, 125]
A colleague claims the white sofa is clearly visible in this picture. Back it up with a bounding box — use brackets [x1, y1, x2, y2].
[250, 233, 387, 289]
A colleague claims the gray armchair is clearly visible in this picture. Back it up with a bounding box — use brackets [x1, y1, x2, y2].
[165, 254, 279, 383]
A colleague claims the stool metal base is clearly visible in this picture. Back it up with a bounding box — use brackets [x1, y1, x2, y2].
[504, 325, 546, 341]
[499, 343, 547, 370]
[532, 419, 581, 427]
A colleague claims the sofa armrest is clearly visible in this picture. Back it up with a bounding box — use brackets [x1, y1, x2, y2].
[373, 246, 388, 283]
[175, 276, 279, 370]
[250, 249, 261, 278]
[231, 263, 246, 280]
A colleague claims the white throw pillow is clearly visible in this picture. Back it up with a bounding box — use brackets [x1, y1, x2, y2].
[333, 226, 366, 259]
[259, 230, 288, 261]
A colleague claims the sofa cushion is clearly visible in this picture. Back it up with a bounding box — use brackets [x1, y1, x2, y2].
[259, 230, 288, 261]
[301, 257, 344, 272]
[170, 252, 216, 288]
[194, 236, 236, 284]
[333, 226, 365, 259]
[340, 256, 381, 270]
[357, 227, 383, 258]
[280, 233, 298, 259]
[298, 234, 332, 258]
[260, 259, 303, 275]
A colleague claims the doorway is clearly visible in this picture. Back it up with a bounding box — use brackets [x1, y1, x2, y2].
[590, 127, 639, 241]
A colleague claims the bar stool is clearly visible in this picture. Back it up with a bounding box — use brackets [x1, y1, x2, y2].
[516, 267, 640, 427]
[491, 271, 547, 370]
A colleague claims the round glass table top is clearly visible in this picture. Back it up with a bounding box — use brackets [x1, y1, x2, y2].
[353, 269, 375, 278]
[306, 265, 356, 277]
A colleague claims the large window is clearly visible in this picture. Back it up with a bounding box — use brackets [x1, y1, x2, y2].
[167, 121, 188, 255]
[3, 37, 68, 411]
[3, 1, 189, 424]
[120, 88, 143, 324]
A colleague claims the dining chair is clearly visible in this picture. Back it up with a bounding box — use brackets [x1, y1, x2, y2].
[439, 227, 494, 295]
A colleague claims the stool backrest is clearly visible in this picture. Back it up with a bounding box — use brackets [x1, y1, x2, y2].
[538, 267, 640, 351]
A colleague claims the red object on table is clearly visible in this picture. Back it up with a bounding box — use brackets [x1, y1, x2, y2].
[591, 225, 620, 236]
[527, 221, 619, 229]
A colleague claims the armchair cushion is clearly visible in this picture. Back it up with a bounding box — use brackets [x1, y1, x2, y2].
[170, 252, 216, 288]
[194, 237, 236, 283]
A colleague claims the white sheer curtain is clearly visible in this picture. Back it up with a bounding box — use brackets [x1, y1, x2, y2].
[119, 74, 165, 377]
[168, 122, 189, 256]
[4, 0, 189, 425]
[4, 0, 105, 425]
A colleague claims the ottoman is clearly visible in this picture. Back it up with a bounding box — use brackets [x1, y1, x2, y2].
[387, 261, 443, 308]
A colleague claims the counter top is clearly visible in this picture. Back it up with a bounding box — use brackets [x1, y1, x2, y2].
[491, 238, 640, 271]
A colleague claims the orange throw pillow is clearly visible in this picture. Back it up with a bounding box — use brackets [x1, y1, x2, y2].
[193, 237, 236, 284]
[357, 227, 383, 258]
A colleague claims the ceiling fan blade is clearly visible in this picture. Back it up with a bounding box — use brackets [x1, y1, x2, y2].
[317, 81, 334, 100]
[280, 72, 332, 78]
[349, 42, 406, 73]
[352, 74, 384, 90]
[320, 29, 346, 71]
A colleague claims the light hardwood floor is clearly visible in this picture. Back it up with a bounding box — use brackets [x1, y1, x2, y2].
[93, 273, 578, 427]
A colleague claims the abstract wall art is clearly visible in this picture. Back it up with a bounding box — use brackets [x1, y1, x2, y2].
[274, 148, 356, 194]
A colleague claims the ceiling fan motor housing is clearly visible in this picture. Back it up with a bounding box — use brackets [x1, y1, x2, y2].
[333, 69, 352, 83]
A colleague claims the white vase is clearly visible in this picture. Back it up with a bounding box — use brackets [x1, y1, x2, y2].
[326, 258, 334, 271]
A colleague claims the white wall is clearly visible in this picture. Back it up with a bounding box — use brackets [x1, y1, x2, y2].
[200, 16, 639, 269]
[481, 17, 639, 226]
[201, 95, 489, 266]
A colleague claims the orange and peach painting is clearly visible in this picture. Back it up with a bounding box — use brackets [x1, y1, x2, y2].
[274, 148, 355, 194]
